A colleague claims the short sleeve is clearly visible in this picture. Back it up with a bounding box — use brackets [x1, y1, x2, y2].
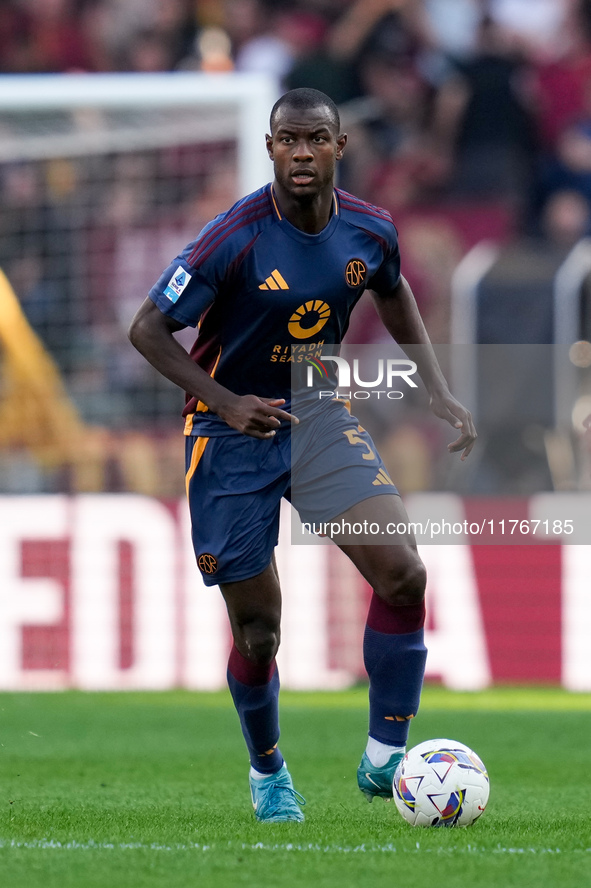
[367, 231, 401, 295]
[148, 258, 216, 328]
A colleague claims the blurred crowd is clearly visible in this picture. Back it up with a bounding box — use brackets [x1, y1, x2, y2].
[3, 1, 591, 327]
[3, 0, 591, 494]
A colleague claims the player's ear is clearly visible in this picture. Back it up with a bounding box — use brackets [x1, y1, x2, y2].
[265, 133, 274, 159]
[336, 132, 347, 160]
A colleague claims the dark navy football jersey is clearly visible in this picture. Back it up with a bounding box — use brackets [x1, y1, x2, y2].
[149, 183, 401, 435]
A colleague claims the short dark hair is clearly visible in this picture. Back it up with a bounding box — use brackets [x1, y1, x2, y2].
[270, 88, 340, 133]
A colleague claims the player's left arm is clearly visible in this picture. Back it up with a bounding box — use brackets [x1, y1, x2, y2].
[372, 274, 477, 460]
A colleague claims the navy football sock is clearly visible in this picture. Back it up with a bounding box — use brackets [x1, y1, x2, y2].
[227, 644, 284, 774]
[363, 593, 427, 746]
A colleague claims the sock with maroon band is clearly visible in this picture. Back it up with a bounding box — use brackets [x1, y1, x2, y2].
[363, 593, 428, 747]
[227, 644, 284, 775]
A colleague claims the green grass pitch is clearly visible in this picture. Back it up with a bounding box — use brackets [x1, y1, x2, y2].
[1, 687, 590, 888]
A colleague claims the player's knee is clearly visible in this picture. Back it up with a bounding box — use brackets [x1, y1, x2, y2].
[373, 555, 426, 607]
[240, 622, 280, 665]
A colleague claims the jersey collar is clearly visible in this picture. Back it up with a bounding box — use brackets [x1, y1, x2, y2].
[269, 184, 340, 244]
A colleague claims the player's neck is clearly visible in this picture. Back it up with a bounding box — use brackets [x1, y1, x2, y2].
[272, 181, 335, 234]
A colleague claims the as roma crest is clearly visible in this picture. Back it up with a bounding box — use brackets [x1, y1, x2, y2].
[197, 553, 218, 574]
[345, 258, 368, 288]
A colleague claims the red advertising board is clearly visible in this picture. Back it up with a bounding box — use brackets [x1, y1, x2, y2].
[0, 495, 589, 691]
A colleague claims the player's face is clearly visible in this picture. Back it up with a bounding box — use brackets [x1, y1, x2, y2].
[266, 105, 347, 199]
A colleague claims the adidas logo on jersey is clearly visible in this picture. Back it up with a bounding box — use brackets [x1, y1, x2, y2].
[259, 269, 289, 290]
[373, 468, 394, 486]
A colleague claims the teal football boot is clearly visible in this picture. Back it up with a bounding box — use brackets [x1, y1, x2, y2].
[249, 764, 306, 822]
[357, 750, 405, 802]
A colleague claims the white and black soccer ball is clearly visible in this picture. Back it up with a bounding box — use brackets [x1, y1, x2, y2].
[393, 738, 490, 828]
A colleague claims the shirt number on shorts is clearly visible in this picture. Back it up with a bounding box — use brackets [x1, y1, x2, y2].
[343, 427, 375, 461]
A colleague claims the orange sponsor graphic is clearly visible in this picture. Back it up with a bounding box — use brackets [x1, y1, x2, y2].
[288, 300, 331, 339]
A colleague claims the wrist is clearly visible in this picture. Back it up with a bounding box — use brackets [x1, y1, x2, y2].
[427, 379, 449, 393]
[210, 391, 238, 421]
[426, 379, 451, 400]
[192, 378, 237, 419]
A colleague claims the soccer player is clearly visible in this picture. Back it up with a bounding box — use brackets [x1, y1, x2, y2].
[128, 88, 476, 823]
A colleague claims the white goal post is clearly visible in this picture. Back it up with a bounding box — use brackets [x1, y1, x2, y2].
[0, 71, 276, 195]
[0, 71, 279, 490]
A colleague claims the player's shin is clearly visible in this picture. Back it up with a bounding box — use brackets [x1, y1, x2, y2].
[226, 644, 284, 775]
[363, 593, 427, 751]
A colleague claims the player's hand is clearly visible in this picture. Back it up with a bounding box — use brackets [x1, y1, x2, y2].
[429, 390, 477, 461]
[219, 395, 299, 439]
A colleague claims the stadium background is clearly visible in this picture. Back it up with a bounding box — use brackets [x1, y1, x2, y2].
[1, 0, 591, 694]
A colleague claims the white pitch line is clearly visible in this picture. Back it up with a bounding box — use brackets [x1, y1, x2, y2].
[0, 839, 589, 855]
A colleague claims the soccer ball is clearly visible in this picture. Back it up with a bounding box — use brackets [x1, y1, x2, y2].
[393, 738, 489, 828]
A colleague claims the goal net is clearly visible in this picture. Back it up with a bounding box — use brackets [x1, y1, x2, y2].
[0, 72, 275, 497]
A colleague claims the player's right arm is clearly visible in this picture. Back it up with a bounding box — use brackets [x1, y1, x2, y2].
[128, 298, 296, 438]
